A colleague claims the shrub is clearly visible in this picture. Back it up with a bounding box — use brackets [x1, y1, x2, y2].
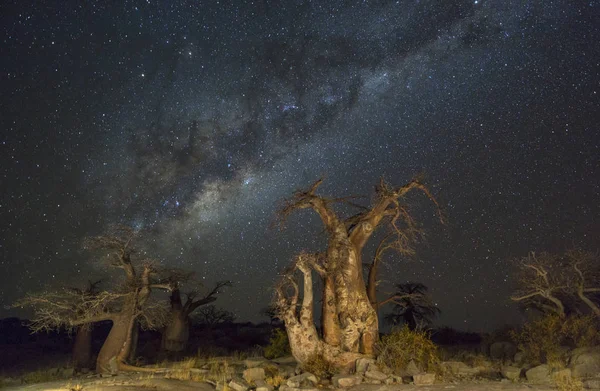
[264, 328, 290, 359]
[553, 369, 583, 391]
[376, 325, 439, 373]
[301, 353, 335, 379]
[510, 314, 600, 367]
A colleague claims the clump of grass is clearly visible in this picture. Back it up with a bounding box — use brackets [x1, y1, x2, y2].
[264, 329, 290, 359]
[266, 374, 286, 388]
[301, 353, 335, 379]
[376, 325, 440, 374]
[510, 314, 600, 367]
[553, 369, 583, 391]
[165, 357, 205, 382]
[66, 382, 84, 391]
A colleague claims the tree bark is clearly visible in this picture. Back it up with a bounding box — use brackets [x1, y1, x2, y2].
[578, 289, 600, 317]
[72, 325, 92, 372]
[280, 259, 364, 372]
[321, 276, 341, 346]
[128, 321, 139, 363]
[96, 312, 133, 373]
[162, 309, 190, 352]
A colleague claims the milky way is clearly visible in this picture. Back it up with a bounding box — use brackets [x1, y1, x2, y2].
[1, 0, 599, 330]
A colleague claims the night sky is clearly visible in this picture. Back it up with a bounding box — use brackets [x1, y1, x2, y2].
[1, 0, 599, 332]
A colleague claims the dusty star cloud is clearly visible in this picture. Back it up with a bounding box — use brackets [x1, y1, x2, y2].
[1, 0, 599, 330]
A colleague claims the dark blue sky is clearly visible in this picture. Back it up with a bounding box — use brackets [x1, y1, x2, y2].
[1, 0, 599, 331]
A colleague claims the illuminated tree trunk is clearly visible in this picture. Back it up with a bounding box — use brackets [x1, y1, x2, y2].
[278, 256, 364, 372]
[321, 276, 341, 346]
[277, 178, 440, 368]
[96, 301, 137, 373]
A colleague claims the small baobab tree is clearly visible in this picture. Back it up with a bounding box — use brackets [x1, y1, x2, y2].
[276, 177, 442, 369]
[384, 282, 440, 330]
[162, 280, 231, 352]
[17, 279, 104, 372]
[17, 226, 176, 374]
[193, 304, 236, 325]
[70, 280, 103, 371]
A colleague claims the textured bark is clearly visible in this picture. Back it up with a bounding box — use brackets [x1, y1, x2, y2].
[278, 178, 440, 368]
[161, 283, 228, 352]
[321, 276, 341, 347]
[128, 321, 139, 363]
[278, 256, 364, 372]
[96, 302, 136, 373]
[162, 309, 190, 352]
[72, 326, 93, 371]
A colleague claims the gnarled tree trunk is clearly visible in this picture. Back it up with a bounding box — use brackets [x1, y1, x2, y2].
[278, 255, 363, 372]
[96, 302, 137, 374]
[277, 178, 441, 368]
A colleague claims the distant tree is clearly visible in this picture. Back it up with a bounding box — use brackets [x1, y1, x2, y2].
[162, 280, 231, 352]
[275, 177, 443, 369]
[511, 252, 568, 317]
[16, 226, 176, 374]
[384, 282, 440, 330]
[565, 249, 600, 317]
[260, 304, 283, 326]
[510, 250, 600, 318]
[193, 304, 236, 325]
[365, 234, 424, 315]
[69, 279, 103, 372]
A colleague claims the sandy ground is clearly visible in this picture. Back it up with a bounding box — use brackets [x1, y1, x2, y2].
[2, 377, 559, 391]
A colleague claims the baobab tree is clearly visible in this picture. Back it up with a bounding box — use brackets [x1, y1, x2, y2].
[193, 304, 236, 325]
[70, 280, 103, 371]
[17, 226, 175, 374]
[162, 281, 231, 352]
[17, 279, 104, 372]
[384, 282, 440, 330]
[276, 177, 442, 369]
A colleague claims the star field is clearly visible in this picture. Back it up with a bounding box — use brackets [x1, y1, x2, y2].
[1, 0, 599, 331]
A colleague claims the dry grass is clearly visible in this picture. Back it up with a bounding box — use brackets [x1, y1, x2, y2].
[510, 314, 600, 367]
[377, 325, 440, 374]
[163, 357, 205, 382]
[301, 353, 335, 379]
[553, 370, 583, 391]
[266, 374, 286, 388]
[65, 382, 84, 391]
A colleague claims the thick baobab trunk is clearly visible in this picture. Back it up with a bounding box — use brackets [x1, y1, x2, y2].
[280, 259, 364, 372]
[128, 321, 139, 363]
[162, 309, 190, 352]
[72, 326, 92, 371]
[95, 303, 137, 374]
[336, 246, 379, 355]
[321, 276, 341, 346]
